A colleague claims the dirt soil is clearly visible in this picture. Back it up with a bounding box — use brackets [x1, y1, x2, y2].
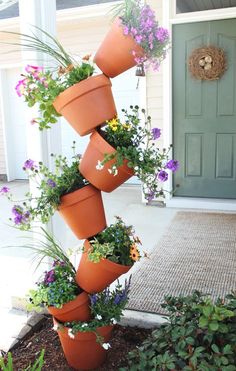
[6, 316, 152, 370]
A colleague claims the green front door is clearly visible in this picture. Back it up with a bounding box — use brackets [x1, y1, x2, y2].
[173, 19, 236, 198]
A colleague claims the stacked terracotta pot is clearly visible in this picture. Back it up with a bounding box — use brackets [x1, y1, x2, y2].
[51, 20, 144, 371]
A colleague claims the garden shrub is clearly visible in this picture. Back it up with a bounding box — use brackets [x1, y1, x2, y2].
[121, 291, 236, 370]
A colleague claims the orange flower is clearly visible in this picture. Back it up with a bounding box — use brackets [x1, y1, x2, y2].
[82, 54, 91, 61]
[130, 244, 140, 262]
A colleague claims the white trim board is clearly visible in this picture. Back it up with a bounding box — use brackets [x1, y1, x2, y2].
[166, 198, 236, 212]
[172, 7, 236, 24]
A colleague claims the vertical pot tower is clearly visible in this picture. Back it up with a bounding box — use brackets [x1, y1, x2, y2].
[12, 1, 171, 369]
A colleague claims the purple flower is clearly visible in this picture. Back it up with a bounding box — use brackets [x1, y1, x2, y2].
[114, 294, 122, 305]
[0, 186, 9, 194]
[123, 25, 129, 36]
[151, 128, 161, 140]
[23, 159, 36, 170]
[47, 179, 56, 188]
[12, 205, 23, 216]
[165, 160, 179, 172]
[131, 27, 138, 36]
[43, 269, 55, 285]
[158, 170, 168, 182]
[90, 294, 98, 306]
[147, 191, 155, 202]
[12, 205, 30, 226]
[156, 27, 169, 43]
[135, 35, 143, 44]
[14, 214, 24, 225]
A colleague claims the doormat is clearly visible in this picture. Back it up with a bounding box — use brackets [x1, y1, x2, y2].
[127, 211, 236, 314]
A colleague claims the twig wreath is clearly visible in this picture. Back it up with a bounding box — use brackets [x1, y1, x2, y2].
[188, 46, 226, 81]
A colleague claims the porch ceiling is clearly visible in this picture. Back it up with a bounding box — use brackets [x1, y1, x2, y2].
[177, 0, 236, 13]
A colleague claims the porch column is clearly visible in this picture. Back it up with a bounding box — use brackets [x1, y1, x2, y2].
[18, 0, 62, 236]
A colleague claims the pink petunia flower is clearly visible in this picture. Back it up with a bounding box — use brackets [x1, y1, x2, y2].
[15, 79, 27, 97]
[25, 65, 43, 74]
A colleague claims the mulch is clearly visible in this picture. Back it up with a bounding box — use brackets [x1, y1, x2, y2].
[5, 316, 152, 370]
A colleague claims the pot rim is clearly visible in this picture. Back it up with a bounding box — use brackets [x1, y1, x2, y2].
[83, 239, 132, 274]
[53, 74, 112, 113]
[48, 291, 89, 315]
[58, 184, 100, 210]
[54, 317, 113, 341]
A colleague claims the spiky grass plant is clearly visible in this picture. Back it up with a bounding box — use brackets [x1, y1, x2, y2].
[2, 25, 76, 67]
[22, 227, 75, 276]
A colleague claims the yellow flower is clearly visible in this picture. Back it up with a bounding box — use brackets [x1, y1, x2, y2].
[112, 126, 118, 131]
[130, 244, 140, 262]
[123, 123, 130, 130]
[108, 118, 118, 127]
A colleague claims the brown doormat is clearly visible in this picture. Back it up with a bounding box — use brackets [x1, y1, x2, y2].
[127, 211, 236, 314]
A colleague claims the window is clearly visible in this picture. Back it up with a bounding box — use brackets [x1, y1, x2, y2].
[176, 0, 236, 14]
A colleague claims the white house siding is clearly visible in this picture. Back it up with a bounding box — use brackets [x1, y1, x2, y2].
[146, 0, 164, 146]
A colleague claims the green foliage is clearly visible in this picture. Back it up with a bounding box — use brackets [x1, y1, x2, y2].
[59, 279, 131, 345]
[5, 144, 88, 230]
[122, 291, 236, 370]
[99, 106, 178, 201]
[0, 349, 45, 371]
[28, 261, 80, 310]
[5, 27, 95, 130]
[87, 216, 141, 265]
[22, 227, 75, 274]
[17, 58, 94, 130]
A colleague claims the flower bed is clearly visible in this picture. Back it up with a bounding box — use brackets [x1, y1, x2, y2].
[4, 316, 151, 370]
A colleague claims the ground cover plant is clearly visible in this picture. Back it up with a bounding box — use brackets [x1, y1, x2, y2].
[122, 291, 236, 370]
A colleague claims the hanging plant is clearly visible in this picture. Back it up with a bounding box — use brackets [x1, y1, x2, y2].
[188, 46, 226, 81]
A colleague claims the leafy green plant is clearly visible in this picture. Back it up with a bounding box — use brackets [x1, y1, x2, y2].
[28, 260, 80, 310]
[87, 216, 142, 266]
[4, 27, 95, 130]
[1, 143, 89, 230]
[56, 279, 131, 347]
[121, 291, 236, 370]
[16, 58, 94, 130]
[0, 349, 45, 371]
[97, 106, 179, 201]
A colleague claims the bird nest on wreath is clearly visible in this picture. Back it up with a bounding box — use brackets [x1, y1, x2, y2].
[188, 46, 226, 81]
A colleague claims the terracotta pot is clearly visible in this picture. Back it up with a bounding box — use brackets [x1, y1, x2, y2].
[79, 131, 134, 193]
[94, 18, 144, 78]
[53, 74, 117, 136]
[58, 185, 106, 240]
[48, 291, 91, 322]
[54, 319, 113, 370]
[76, 239, 131, 294]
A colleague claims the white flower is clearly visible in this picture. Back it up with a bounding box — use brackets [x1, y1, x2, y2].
[68, 329, 75, 339]
[108, 166, 118, 176]
[96, 160, 104, 170]
[111, 318, 117, 325]
[139, 153, 144, 161]
[81, 323, 88, 328]
[96, 314, 102, 320]
[52, 324, 59, 331]
[102, 342, 111, 350]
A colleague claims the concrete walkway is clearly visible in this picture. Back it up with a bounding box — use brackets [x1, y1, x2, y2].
[0, 181, 177, 352]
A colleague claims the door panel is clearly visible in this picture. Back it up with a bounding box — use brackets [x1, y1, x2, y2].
[173, 19, 236, 198]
